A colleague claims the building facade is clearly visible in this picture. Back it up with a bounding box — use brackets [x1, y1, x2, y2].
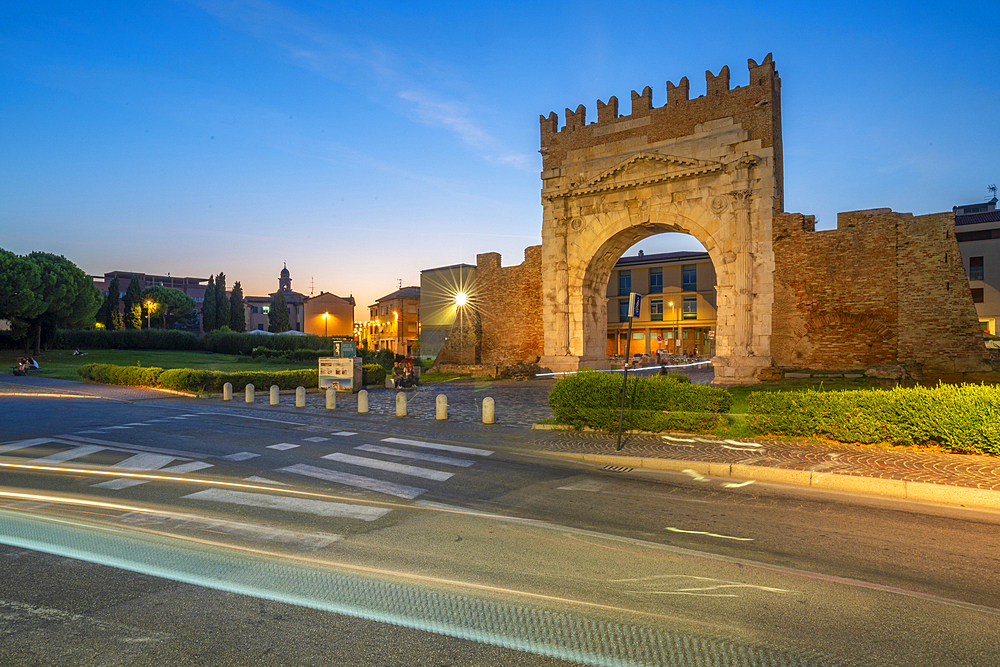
[361, 287, 420, 356]
[93, 272, 211, 313]
[244, 265, 355, 336]
[955, 196, 1000, 335]
[607, 251, 717, 358]
[419, 263, 476, 363]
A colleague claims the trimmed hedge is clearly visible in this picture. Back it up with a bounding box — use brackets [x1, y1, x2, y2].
[548, 370, 733, 432]
[58, 329, 201, 351]
[250, 346, 327, 361]
[747, 384, 1000, 455]
[78, 363, 165, 386]
[363, 363, 387, 386]
[159, 368, 318, 393]
[77, 363, 317, 393]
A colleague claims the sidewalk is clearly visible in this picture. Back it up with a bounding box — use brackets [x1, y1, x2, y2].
[4, 374, 1000, 509]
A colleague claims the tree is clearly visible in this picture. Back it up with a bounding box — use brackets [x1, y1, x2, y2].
[141, 286, 195, 329]
[267, 291, 290, 333]
[215, 272, 230, 333]
[0, 247, 43, 335]
[229, 281, 246, 332]
[202, 275, 217, 332]
[16, 252, 101, 354]
[98, 276, 123, 330]
[122, 276, 143, 330]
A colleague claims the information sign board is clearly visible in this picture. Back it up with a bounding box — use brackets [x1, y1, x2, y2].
[319, 357, 362, 392]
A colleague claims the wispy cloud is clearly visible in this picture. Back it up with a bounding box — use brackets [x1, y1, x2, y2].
[188, 0, 534, 169]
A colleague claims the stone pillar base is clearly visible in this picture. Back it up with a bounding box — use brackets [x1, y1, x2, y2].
[710, 356, 774, 387]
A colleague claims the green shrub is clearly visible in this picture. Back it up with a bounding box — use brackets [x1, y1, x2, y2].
[158, 368, 318, 393]
[363, 364, 386, 386]
[57, 329, 201, 351]
[78, 363, 164, 386]
[548, 370, 732, 432]
[747, 383, 1000, 455]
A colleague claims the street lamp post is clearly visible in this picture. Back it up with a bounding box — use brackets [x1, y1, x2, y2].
[668, 301, 675, 356]
[323, 312, 329, 337]
[455, 291, 467, 365]
[145, 300, 152, 329]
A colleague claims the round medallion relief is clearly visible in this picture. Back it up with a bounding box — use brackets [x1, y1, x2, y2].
[570, 217, 584, 231]
[710, 195, 729, 214]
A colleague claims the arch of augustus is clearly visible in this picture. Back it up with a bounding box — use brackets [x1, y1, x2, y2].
[432, 54, 990, 386]
[538, 54, 783, 385]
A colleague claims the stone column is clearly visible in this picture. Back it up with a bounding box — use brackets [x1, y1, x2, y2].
[731, 188, 753, 356]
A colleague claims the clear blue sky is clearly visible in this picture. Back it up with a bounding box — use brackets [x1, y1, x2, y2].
[3, 1, 997, 319]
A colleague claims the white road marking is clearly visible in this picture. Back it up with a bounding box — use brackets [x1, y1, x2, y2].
[321, 452, 454, 481]
[721, 480, 756, 489]
[163, 461, 214, 473]
[557, 479, 608, 492]
[243, 476, 289, 485]
[180, 414, 199, 417]
[111, 453, 178, 470]
[222, 452, 260, 461]
[666, 526, 753, 541]
[725, 439, 762, 447]
[34, 444, 105, 463]
[123, 422, 150, 426]
[681, 469, 710, 482]
[182, 488, 391, 520]
[381, 437, 492, 457]
[0, 438, 53, 454]
[267, 443, 299, 451]
[332, 431, 357, 436]
[116, 511, 344, 549]
[279, 463, 426, 499]
[662, 435, 697, 443]
[355, 444, 476, 467]
[104, 426, 131, 430]
[91, 478, 147, 490]
[303, 437, 330, 442]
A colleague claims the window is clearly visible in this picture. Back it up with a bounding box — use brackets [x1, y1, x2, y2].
[256, 324, 264, 330]
[262, 306, 270, 314]
[650, 298, 663, 321]
[618, 299, 628, 321]
[970, 257, 984, 281]
[971, 288, 984, 303]
[649, 268, 662, 293]
[682, 296, 697, 319]
[618, 271, 631, 296]
[682, 265, 697, 291]
[251, 306, 258, 314]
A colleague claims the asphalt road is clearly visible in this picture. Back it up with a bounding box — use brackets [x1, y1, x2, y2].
[2, 394, 999, 666]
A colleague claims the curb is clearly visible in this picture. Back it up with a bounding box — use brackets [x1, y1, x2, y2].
[537, 451, 1000, 511]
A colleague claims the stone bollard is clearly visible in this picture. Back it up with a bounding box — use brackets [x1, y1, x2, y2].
[358, 389, 369, 413]
[223, 382, 232, 401]
[326, 387, 336, 410]
[482, 397, 495, 424]
[396, 392, 407, 417]
[270, 385, 279, 406]
[296, 386, 306, 408]
[436, 394, 447, 420]
[246, 384, 254, 403]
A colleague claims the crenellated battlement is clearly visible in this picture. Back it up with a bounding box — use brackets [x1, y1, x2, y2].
[539, 53, 781, 175]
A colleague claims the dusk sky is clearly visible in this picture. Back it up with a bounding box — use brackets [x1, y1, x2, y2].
[3, 1, 997, 320]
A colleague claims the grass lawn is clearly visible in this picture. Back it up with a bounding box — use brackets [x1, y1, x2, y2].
[1, 349, 313, 382]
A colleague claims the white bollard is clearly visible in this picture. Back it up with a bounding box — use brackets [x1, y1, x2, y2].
[358, 389, 369, 413]
[223, 382, 232, 401]
[396, 392, 407, 417]
[436, 394, 448, 420]
[270, 385, 279, 406]
[245, 384, 254, 403]
[326, 387, 336, 410]
[482, 397, 495, 424]
[296, 386, 306, 408]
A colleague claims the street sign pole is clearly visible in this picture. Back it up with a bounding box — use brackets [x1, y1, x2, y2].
[617, 292, 640, 451]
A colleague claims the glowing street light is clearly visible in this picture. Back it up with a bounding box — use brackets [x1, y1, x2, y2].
[323, 311, 329, 337]
[455, 291, 468, 307]
[145, 300, 152, 329]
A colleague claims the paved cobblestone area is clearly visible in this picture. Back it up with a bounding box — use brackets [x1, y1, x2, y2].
[5, 374, 1000, 494]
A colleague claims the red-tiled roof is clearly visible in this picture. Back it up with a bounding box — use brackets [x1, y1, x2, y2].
[955, 210, 1000, 226]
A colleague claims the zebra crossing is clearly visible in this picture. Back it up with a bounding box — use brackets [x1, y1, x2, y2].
[0, 429, 494, 534]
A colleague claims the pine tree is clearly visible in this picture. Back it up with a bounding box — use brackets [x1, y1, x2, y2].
[215, 272, 230, 331]
[105, 276, 123, 330]
[229, 281, 246, 332]
[267, 290, 290, 333]
[202, 275, 217, 332]
[122, 276, 143, 330]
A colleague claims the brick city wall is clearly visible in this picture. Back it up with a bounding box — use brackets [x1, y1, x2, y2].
[772, 209, 987, 372]
[540, 53, 783, 210]
[476, 246, 544, 367]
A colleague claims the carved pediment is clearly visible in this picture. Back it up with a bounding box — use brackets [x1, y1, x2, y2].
[559, 152, 723, 198]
